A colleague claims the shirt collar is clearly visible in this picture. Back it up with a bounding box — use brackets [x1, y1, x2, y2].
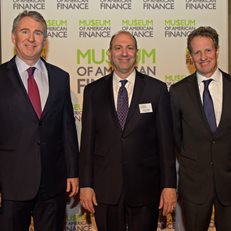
[113, 69, 136, 86]
[15, 56, 44, 75]
[197, 68, 221, 84]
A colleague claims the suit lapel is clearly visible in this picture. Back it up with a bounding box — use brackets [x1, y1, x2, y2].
[187, 74, 205, 118]
[40, 61, 52, 119]
[216, 72, 231, 134]
[107, 71, 145, 132]
[186, 74, 213, 136]
[123, 72, 145, 133]
[104, 74, 122, 130]
[7, 58, 38, 119]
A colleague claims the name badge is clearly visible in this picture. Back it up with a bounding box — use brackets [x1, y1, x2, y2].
[139, 103, 153, 113]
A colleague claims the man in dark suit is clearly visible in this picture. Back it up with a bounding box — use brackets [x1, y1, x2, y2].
[79, 31, 176, 231]
[0, 11, 79, 231]
[170, 26, 231, 231]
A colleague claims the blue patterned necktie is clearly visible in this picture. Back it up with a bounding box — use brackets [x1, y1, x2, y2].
[117, 80, 128, 129]
[203, 79, 217, 133]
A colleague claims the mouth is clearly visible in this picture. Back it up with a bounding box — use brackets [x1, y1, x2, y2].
[200, 61, 210, 66]
[25, 43, 36, 48]
[119, 58, 130, 63]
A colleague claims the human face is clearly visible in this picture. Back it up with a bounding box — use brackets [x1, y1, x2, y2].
[190, 36, 219, 77]
[109, 33, 138, 79]
[11, 16, 46, 65]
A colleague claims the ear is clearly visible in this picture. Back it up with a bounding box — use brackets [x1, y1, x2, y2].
[108, 49, 112, 61]
[216, 46, 219, 57]
[11, 33, 16, 45]
[189, 54, 194, 64]
[42, 37, 47, 49]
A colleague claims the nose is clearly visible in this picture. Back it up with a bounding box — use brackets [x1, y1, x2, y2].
[28, 32, 35, 42]
[121, 48, 128, 56]
[200, 51, 207, 61]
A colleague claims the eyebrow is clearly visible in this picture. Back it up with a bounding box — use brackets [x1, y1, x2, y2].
[19, 28, 44, 33]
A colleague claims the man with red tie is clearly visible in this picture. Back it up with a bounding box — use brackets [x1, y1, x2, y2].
[0, 11, 79, 231]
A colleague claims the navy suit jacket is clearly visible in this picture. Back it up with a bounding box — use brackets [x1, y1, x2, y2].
[0, 57, 79, 201]
[80, 70, 176, 206]
[170, 70, 231, 205]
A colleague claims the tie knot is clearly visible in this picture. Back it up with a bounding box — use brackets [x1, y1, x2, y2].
[27, 67, 36, 78]
[203, 79, 213, 89]
[120, 80, 128, 87]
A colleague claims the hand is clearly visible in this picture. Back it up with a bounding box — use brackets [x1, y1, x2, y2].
[80, 187, 98, 213]
[66, 178, 79, 197]
[159, 188, 177, 216]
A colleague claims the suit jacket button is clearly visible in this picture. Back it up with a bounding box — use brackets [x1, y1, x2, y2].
[37, 141, 41, 145]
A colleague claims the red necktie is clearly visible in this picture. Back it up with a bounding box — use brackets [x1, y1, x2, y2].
[27, 67, 42, 118]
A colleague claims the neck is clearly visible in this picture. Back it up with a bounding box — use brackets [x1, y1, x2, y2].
[114, 69, 135, 79]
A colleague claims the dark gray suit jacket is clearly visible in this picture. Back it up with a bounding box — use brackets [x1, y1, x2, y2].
[80, 70, 176, 206]
[0, 57, 79, 201]
[170, 70, 231, 205]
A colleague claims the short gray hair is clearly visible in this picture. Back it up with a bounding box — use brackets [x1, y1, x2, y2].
[12, 10, 47, 38]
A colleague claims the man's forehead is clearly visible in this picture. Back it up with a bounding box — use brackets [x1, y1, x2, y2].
[112, 36, 135, 45]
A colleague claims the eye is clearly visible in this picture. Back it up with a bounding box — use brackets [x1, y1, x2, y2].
[34, 31, 44, 36]
[21, 29, 29, 35]
[128, 46, 135, 50]
[114, 46, 121, 50]
[192, 50, 200, 56]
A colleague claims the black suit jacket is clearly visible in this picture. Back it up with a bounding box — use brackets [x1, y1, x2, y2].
[80, 70, 176, 206]
[170, 70, 231, 205]
[0, 57, 79, 201]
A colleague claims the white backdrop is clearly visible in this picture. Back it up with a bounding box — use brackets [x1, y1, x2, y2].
[1, 0, 228, 230]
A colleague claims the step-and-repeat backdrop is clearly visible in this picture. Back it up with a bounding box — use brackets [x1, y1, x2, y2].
[0, 0, 228, 230]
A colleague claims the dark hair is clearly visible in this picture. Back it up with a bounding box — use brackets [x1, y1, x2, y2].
[12, 10, 47, 37]
[109, 30, 138, 50]
[187, 26, 219, 53]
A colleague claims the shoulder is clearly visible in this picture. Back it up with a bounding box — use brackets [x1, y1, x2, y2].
[220, 69, 231, 79]
[170, 73, 195, 91]
[43, 59, 69, 76]
[0, 62, 9, 72]
[84, 73, 112, 91]
[136, 71, 167, 91]
[0, 57, 16, 71]
[0, 58, 17, 81]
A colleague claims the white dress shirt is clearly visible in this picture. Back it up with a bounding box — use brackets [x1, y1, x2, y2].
[113, 70, 136, 110]
[197, 68, 223, 127]
[15, 56, 49, 110]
